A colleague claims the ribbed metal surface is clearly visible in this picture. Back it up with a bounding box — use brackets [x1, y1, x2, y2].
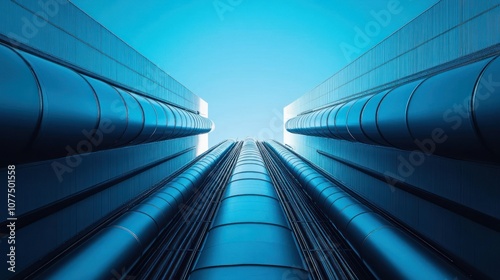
[190, 140, 309, 280]
[286, 132, 500, 278]
[286, 55, 500, 162]
[285, 0, 500, 116]
[259, 142, 375, 279]
[0, 0, 204, 112]
[0, 1, 212, 278]
[37, 141, 234, 280]
[0, 138, 200, 276]
[0, 43, 213, 164]
[266, 141, 466, 280]
[128, 141, 242, 279]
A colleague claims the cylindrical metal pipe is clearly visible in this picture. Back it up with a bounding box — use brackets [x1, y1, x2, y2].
[0, 44, 214, 164]
[266, 141, 467, 280]
[285, 55, 500, 162]
[189, 140, 310, 280]
[38, 141, 235, 280]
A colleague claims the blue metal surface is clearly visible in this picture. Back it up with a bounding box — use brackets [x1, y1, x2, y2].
[190, 140, 309, 280]
[0, 43, 214, 164]
[0, 0, 205, 112]
[38, 141, 234, 280]
[285, 1, 500, 116]
[0, 2, 211, 277]
[407, 58, 494, 160]
[283, 2, 500, 278]
[0, 43, 41, 159]
[473, 55, 500, 155]
[285, 55, 500, 162]
[266, 141, 466, 280]
[18, 49, 100, 158]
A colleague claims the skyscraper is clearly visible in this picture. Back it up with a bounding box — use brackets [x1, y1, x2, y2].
[284, 1, 500, 278]
[0, 0, 213, 277]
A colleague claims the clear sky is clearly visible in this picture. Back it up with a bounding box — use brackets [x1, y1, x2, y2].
[70, 0, 437, 146]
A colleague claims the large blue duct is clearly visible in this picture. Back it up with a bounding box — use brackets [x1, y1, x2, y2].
[190, 140, 310, 280]
[286, 55, 500, 162]
[0, 43, 213, 163]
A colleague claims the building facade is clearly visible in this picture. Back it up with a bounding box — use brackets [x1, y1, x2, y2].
[0, 0, 213, 277]
[284, 1, 500, 278]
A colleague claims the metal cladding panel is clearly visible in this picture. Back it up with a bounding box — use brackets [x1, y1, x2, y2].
[223, 180, 277, 199]
[175, 108, 188, 136]
[346, 95, 374, 143]
[232, 163, 268, 174]
[472, 55, 500, 155]
[0, 44, 40, 156]
[407, 57, 494, 160]
[132, 201, 170, 229]
[334, 203, 370, 231]
[179, 108, 192, 136]
[231, 172, 271, 182]
[112, 211, 159, 250]
[327, 104, 344, 139]
[335, 99, 357, 141]
[191, 140, 309, 279]
[160, 103, 176, 138]
[190, 266, 297, 280]
[82, 75, 128, 148]
[113, 88, 144, 145]
[149, 100, 167, 142]
[377, 79, 423, 150]
[170, 107, 183, 138]
[155, 191, 181, 210]
[318, 108, 331, 137]
[213, 196, 289, 228]
[17, 49, 100, 157]
[130, 94, 158, 144]
[361, 227, 457, 280]
[316, 185, 343, 206]
[38, 227, 143, 280]
[344, 212, 391, 249]
[194, 224, 305, 270]
[358, 90, 391, 146]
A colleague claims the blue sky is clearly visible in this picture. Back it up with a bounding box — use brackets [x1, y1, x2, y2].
[70, 0, 437, 146]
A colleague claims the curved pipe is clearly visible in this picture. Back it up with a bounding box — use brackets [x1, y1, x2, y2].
[189, 140, 309, 280]
[37, 141, 234, 280]
[285, 55, 500, 162]
[265, 141, 467, 280]
[0, 44, 214, 164]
